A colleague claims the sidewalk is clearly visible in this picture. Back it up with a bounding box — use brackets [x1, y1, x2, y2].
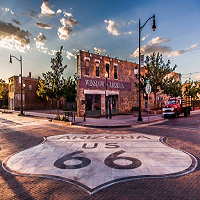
[0, 109, 165, 128]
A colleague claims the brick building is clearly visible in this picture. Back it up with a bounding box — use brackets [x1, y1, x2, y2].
[8, 72, 45, 110]
[8, 72, 66, 111]
[76, 51, 147, 117]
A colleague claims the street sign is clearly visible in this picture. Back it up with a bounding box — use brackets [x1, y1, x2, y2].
[146, 83, 151, 94]
[146, 79, 150, 83]
[140, 55, 144, 67]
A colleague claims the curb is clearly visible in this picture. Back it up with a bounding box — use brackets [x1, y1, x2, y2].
[83, 124, 131, 128]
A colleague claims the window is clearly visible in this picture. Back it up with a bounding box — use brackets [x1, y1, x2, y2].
[29, 85, 32, 91]
[106, 63, 109, 78]
[85, 59, 89, 76]
[85, 94, 101, 111]
[114, 65, 117, 79]
[96, 62, 100, 77]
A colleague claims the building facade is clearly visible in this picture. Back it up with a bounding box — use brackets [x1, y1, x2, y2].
[76, 51, 145, 117]
[8, 72, 44, 110]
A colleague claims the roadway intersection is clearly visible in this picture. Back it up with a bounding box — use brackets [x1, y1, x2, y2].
[0, 111, 199, 200]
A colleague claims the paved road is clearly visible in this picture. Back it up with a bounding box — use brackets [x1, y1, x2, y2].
[0, 112, 199, 200]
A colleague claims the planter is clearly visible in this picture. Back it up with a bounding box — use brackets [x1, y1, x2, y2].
[52, 120, 72, 126]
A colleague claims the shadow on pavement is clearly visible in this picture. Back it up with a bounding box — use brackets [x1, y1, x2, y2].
[0, 161, 34, 200]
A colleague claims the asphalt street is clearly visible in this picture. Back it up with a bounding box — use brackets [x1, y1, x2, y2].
[0, 112, 199, 200]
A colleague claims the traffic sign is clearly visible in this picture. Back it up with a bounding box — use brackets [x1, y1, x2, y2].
[146, 79, 150, 83]
[146, 83, 151, 94]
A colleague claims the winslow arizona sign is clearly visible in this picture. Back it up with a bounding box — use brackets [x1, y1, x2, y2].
[3, 133, 197, 194]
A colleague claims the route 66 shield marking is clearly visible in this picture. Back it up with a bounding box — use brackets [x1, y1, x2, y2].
[3, 134, 197, 194]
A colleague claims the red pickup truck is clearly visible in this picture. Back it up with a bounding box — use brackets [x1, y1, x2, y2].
[162, 97, 191, 118]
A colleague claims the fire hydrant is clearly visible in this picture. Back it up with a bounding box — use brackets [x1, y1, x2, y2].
[83, 113, 86, 121]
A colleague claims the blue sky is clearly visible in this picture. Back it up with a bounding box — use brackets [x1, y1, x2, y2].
[0, 0, 200, 82]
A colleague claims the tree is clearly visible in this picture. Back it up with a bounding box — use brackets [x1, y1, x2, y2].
[36, 79, 55, 111]
[162, 76, 182, 99]
[42, 46, 67, 114]
[183, 80, 200, 99]
[140, 52, 177, 110]
[63, 73, 77, 103]
[0, 79, 8, 106]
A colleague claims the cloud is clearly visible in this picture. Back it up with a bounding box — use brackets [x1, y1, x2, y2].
[57, 9, 62, 14]
[34, 32, 48, 53]
[57, 26, 72, 40]
[11, 18, 21, 25]
[40, 0, 56, 16]
[48, 49, 57, 56]
[142, 34, 150, 41]
[21, 13, 27, 17]
[168, 44, 198, 57]
[130, 37, 171, 58]
[0, 20, 31, 52]
[29, 9, 37, 18]
[195, 74, 200, 80]
[131, 36, 199, 58]
[2, 7, 15, 15]
[57, 16, 78, 40]
[128, 20, 136, 25]
[36, 22, 52, 29]
[66, 51, 76, 59]
[60, 17, 78, 28]
[104, 19, 120, 36]
[148, 37, 170, 45]
[124, 31, 133, 35]
[94, 47, 106, 55]
[63, 11, 73, 17]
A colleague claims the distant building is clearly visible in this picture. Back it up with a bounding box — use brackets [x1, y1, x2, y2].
[8, 72, 44, 110]
[8, 72, 66, 111]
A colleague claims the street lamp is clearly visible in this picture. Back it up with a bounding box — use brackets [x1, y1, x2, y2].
[134, 66, 138, 77]
[192, 82, 195, 111]
[9, 55, 24, 115]
[105, 71, 108, 118]
[138, 14, 156, 121]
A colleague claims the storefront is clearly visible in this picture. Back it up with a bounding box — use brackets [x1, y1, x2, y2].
[76, 51, 140, 117]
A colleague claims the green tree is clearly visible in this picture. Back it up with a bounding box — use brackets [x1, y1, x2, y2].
[183, 80, 200, 99]
[42, 46, 67, 114]
[140, 52, 177, 110]
[63, 73, 77, 103]
[36, 79, 55, 111]
[163, 76, 182, 99]
[0, 79, 8, 106]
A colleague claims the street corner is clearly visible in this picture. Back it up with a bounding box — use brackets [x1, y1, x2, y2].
[3, 133, 198, 194]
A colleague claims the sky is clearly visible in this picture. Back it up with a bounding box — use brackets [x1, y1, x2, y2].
[0, 0, 200, 83]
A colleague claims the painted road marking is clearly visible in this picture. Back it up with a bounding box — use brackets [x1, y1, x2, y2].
[4, 133, 197, 194]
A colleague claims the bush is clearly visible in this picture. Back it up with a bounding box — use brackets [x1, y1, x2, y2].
[60, 116, 69, 122]
[54, 115, 61, 121]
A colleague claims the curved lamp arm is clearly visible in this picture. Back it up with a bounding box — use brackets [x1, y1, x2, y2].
[140, 15, 155, 31]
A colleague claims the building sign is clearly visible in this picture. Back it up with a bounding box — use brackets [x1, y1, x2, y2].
[79, 77, 131, 91]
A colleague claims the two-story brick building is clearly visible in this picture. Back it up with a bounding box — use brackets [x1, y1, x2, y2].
[76, 51, 145, 117]
[8, 72, 42, 110]
[8, 72, 66, 111]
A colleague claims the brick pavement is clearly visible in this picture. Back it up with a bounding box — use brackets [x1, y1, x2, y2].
[0, 114, 199, 200]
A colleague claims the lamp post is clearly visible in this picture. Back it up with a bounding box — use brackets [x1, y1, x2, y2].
[134, 66, 139, 109]
[192, 82, 195, 111]
[138, 14, 156, 121]
[9, 55, 24, 115]
[105, 71, 108, 118]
